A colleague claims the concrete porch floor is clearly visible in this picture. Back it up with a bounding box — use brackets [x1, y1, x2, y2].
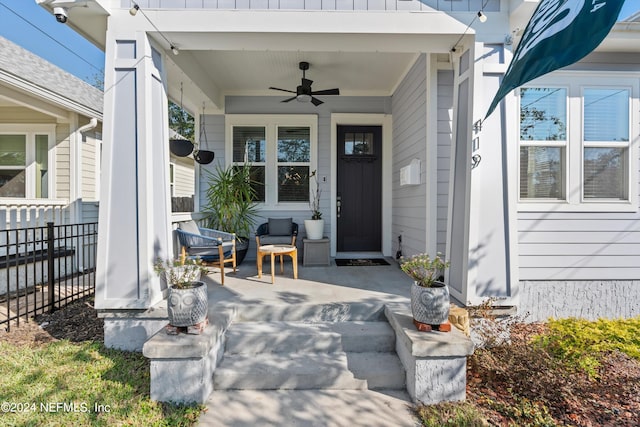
[198, 258, 422, 427]
[206, 257, 413, 309]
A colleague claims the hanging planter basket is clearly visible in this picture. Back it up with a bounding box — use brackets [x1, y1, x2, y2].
[170, 138, 194, 157]
[194, 149, 215, 165]
[195, 103, 215, 164]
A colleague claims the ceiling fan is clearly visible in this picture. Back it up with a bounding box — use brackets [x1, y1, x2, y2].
[269, 61, 340, 106]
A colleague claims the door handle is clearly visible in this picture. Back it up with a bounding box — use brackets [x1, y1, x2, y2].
[336, 196, 342, 219]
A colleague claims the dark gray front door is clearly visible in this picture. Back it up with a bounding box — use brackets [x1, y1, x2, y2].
[337, 125, 382, 252]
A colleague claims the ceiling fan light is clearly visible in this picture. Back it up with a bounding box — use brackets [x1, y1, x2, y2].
[296, 94, 312, 103]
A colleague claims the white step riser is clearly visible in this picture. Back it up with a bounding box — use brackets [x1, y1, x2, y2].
[224, 322, 396, 354]
[214, 352, 405, 391]
[229, 303, 387, 322]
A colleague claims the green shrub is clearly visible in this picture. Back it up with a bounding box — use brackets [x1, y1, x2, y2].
[534, 316, 640, 378]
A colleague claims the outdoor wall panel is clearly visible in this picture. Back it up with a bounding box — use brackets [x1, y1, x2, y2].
[391, 54, 427, 258]
[0, 107, 54, 124]
[436, 70, 453, 256]
[103, 68, 139, 301]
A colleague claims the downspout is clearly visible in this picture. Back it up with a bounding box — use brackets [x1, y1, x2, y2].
[77, 117, 98, 134]
[72, 117, 99, 271]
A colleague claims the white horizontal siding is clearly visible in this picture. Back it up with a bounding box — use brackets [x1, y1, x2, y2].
[54, 124, 70, 200]
[172, 158, 195, 197]
[392, 54, 427, 257]
[81, 133, 99, 201]
[518, 214, 640, 280]
[122, 0, 500, 11]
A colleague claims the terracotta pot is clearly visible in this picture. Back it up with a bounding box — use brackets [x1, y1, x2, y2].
[410, 281, 450, 325]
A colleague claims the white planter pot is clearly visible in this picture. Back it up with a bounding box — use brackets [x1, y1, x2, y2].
[167, 281, 208, 327]
[304, 219, 325, 240]
[410, 281, 450, 325]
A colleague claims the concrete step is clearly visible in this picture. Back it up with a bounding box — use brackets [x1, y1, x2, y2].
[213, 352, 367, 390]
[347, 352, 406, 390]
[224, 321, 396, 354]
[224, 302, 387, 322]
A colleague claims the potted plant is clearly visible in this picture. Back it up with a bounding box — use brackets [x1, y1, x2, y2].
[304, 170, 324, 240]
[400, 252, 451, 326]
[202, 162, 260, 264]
[154, 258, 209, 327]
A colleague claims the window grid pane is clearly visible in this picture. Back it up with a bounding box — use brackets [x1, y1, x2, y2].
[344, 132, 374, 155]
[583, 148, 626, 199]
[519, 146, 565, 199]
[520, 88, 567, 141]
[249, 166, 265, 202]
[0, 135, 27, 197]
[278, 166, 310, 202]
[0, 135, 26, 166]
[584, 89, 629, 142]
[233, 127, 266, 163]
[36, 135, 48, 198]
[278, 127, 310, 162]
[0, 170, 26, 197]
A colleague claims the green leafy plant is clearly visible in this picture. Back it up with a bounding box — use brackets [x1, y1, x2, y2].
[534, 316, 640, 378]
[400, 252, 450, 287]
[202, 163, 260, 239]
[153, 258, 208, 289]
[309, 169, 322, 220]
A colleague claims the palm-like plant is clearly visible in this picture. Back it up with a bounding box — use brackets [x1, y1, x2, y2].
[202, 162, 260, 239]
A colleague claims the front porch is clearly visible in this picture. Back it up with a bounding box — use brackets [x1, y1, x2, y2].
[128, 260, 474, 408]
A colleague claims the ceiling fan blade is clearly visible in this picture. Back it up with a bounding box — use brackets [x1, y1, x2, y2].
[281, 96, 297, 103]
[311, 88, 340, 96]
[310, 97, 324, 106]
[269, 87, 296, 94]
[301, 78, 313, 88]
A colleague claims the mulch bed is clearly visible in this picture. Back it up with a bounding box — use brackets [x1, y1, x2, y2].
[468, 323, 640, 426]
[0, 296, 103, 346]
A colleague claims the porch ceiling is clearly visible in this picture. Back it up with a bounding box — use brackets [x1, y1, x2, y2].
[147, 10, 471, 113]
[163, 45, 455, 114]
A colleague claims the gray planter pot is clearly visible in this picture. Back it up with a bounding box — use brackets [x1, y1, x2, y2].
[410, 281, 450, 325]
[167, 281, 208, 327]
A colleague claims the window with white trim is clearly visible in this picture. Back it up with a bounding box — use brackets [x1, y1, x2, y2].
[0, 129, 53, 198]
[226, 115, 317, 209]
[518, 76, 638, 212]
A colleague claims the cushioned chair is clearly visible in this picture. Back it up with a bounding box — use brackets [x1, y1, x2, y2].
[176, 220, 236, 285]
[255, 218, 299, 247]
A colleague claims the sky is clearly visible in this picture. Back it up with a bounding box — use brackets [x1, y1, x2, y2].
[0, 1, 638, 86]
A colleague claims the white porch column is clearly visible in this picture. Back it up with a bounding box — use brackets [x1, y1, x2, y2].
[95, 30, 172, 311]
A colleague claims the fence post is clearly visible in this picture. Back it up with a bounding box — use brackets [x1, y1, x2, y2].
[47, 222, 55, 312]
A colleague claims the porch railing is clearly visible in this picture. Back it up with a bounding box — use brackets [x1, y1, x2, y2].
[0, 199, 69, 233]
[0, 222, 98, 331]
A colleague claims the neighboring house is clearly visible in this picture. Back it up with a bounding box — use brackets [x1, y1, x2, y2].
[36, 1, 638, 338]
[0, 34, 103, 228]
[168, 129, 196, 213]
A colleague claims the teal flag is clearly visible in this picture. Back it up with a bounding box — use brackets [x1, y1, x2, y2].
[485, 0, 624, 118]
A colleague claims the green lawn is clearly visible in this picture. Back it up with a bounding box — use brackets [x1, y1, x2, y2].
[0, 340, 203, 427]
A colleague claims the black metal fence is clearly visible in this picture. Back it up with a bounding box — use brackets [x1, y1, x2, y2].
[0, 222, 98, 331]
